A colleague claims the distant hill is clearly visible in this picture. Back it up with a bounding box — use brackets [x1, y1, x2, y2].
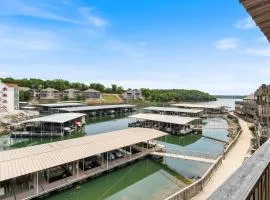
[142, 89, 216, 102]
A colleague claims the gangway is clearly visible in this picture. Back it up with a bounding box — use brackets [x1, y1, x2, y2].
[150, 152, 215, 163]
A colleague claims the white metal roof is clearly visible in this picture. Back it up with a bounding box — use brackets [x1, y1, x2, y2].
[55, 104, 136, 112]
[129, 113, 199, 125]
[171, 103, 223, 109]
[144, 106, 203, 114]
[21, 113, 86, 124]
[38, 102, 86, 108]
[0, 128, 167, 181]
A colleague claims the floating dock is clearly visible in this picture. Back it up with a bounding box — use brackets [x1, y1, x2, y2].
[0, 128, 167, 200]
[143, 106, 204, 117]
[128, 113, 202, 135]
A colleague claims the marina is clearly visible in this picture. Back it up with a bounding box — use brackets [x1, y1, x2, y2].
[171, 103, 226, 114]
[143, 106, 204, 117]
[52, 104, 136, 116]
[128, 113, 202, 135]
[10, 113, 86, 138]
[0, 99, 235, 200]
[0, 128, 166, 200]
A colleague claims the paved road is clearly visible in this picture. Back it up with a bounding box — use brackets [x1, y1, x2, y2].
[192, 117, 252, 200]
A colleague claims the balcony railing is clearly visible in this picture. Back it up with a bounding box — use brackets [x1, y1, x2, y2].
[208, 139, 270, 200]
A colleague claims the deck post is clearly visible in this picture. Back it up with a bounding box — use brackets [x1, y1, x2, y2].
[36, 171, 39, 196]
[106, 152, 109, 170]
[147, 140, 149, 150]
[76, 160, 79, 178]
[83, 159, 85, 171]
[129, 146, 131, 160]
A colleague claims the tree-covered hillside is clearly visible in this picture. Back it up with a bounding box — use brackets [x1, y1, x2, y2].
[141, 89, 216, 102]
[0, 77, 124, 94]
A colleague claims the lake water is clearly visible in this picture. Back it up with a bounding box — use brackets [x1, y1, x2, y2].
[0, 98, 237, 200]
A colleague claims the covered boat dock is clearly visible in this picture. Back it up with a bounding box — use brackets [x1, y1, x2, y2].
[11, 113, 86, 137]
[53, 104, 136, 116]
[171, 103, 226, 114]
[37, 102, 87, 115]
[143, 106, 204, 117]
[128, 113, 202, 135]
[0, 128, 167, 200]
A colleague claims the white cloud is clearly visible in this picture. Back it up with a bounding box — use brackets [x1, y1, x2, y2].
[0, 0, 80, 24]
[215, 38, 238, 50]
[244, 48, 270, 57]
[234, 17, 256, 29]
[78, 7, 108, 27]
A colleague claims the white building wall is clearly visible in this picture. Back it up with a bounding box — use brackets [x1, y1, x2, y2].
[0, 82, 19, 112]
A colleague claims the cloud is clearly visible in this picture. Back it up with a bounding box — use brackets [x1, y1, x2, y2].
[78, 7, 108, 27]
[244, 48, 270, 57]
[234, 17, 256, 29]
[215, 38, 238, 50]
[0, 0, 81, 24]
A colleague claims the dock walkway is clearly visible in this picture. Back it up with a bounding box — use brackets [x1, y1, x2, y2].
[150, 152, 215, 163]
[192, 117, 252, 200]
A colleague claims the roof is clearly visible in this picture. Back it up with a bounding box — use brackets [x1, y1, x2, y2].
[0, 128, 167, 181]
[144, 106, 203, 114]
[63, 88, 81, 92]
[83, 88, 100, 93]
[38, 102, 86, 108]
[40, 88, 59, 92]
[21, 113, 86, 124]
[4, 83, 18, 88]
[240, 0, 270, 42]
[129, 113, 199, 125]
[243, 93, 255, 100]
[171, 103, 223, 109]
[55, 104, 136, 112]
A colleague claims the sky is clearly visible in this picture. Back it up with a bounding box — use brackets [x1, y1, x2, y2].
[0, 0, 269, 95]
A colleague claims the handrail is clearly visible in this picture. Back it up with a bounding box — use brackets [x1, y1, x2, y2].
[163, 113, 242, 200]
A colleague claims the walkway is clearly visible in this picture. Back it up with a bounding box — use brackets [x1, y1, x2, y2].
[192, 117, 252, 200]
[150, 152, 215, 163]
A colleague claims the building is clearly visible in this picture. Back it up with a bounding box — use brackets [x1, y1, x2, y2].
[122, 89, 143, 100]
[83, 89, 101, 99]
[255, 84, 270, 137]
[235, 94, 257, 122]
[62, 88, 81, 99]
[171, 103, 226, 114]
[0, 82, 19, 112]
[40, 88, 60, 100]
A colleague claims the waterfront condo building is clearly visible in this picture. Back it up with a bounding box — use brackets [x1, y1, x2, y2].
[62, 88, 82, 99]
[255, 84, 270, 137]
[122, 89, 143, 100]
[0, 82, 19, 112]
[39, 88, 60, 100]
[83, 89, 101, 99]
[235, 94, 257, 122]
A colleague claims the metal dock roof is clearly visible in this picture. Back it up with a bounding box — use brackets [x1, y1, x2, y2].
[129, 113, 199, 125]
[21, 113, 86, 124]
[0, 128, 167, 181]
[55, 104, 136, 112]
[38, 102, 87, 108]
[144, 106, 203, 114]
[171, 103, 224, 109]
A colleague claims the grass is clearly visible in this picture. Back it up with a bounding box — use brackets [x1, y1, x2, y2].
[101, 94, 124, 104]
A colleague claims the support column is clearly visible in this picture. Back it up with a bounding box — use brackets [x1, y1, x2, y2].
[129, 146, 131, 160]
[106, 152, 109, 170]
[36, 171, 39, 196]
[76, 160, 79, 178]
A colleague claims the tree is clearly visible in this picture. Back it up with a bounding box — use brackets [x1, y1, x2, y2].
[19, 91, 31, 102]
